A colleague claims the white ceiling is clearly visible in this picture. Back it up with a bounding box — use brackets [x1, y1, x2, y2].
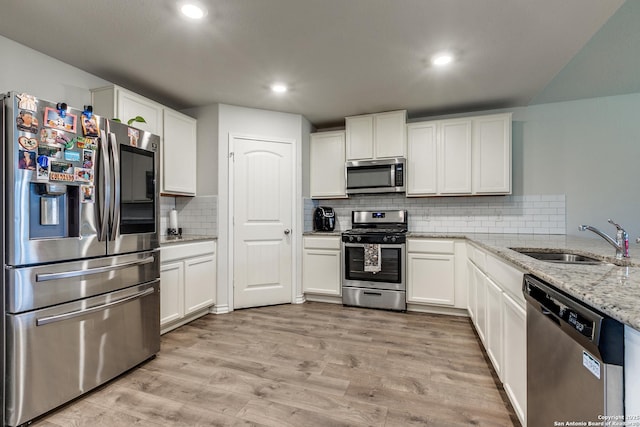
[0, 0, 627, 127]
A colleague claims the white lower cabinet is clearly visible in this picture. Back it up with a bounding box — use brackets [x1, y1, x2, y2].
[302, 236, 341, 296]
[466, 260, 477, 321]
[485, 276, 504, 379]
[503, 292, 527, 425]
[407, 239, 455, 307]
[160, 241, 216, 333]
[467, 243, 526, 426]
[160, 261, 184, 325]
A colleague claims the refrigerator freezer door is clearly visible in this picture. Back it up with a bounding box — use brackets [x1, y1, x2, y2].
[4, 92, 107, 266]
[6, 249, 159, 313]
[4, 281, 160, 427]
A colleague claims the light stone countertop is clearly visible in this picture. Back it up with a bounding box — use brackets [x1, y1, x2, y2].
[304, 230, 640, 330]
[160, 235, 217, 246]
[409, 232, 640, 331]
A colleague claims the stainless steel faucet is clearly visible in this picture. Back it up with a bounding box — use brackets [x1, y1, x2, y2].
[578, 219, 629, 259]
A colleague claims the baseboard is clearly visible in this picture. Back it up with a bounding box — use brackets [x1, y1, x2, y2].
[406, 303, 469, 317]
[304, 294, 342, 304]
[210, 304, 230, 314]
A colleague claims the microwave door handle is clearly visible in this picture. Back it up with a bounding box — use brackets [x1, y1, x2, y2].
[390, 164, 396, 187]
[97, 129, 110, 242]
[109, 132, 121, 241]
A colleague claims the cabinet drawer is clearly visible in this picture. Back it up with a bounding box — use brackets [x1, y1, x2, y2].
[486, 253, 525, 303]
[408, 239, 454, 254]
[161, 241, 216, 263]
[304, 236, 341, 250]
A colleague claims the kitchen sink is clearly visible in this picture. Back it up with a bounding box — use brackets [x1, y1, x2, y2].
[510, 248, 607, 265]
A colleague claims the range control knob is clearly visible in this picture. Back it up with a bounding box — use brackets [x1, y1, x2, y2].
[391, 236, 397, 243]
[349, 235, 355, 242]
[383, 236, 389, 243]
[357, 236, 362, 242]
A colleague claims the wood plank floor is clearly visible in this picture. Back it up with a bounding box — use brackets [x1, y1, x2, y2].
[34, 302, 520, 426]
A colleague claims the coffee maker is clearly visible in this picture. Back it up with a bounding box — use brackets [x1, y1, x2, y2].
[313, 206, 335, 231]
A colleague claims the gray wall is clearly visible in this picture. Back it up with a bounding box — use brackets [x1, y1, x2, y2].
[0, 35, 108, 106]
[512, 92, 640, 238]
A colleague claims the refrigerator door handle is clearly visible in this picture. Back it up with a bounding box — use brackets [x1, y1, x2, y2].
[97, 129, 111, 242]
[35, 286, 156, 326]
[109, 131, 121, 241]
[35, 255, 155, 282]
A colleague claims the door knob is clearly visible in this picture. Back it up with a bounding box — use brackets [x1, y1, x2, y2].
[284, 229, 291, 235]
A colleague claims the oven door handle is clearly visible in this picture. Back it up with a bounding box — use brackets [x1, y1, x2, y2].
[343, 243, 404, 248]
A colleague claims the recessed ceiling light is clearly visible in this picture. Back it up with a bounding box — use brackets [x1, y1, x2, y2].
[271, 83, 288, 94]
[432, 52, 454, 66]
[180, 3, 206, 19]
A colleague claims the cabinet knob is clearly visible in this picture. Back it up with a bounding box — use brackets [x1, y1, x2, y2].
[284, 229, 291, 235]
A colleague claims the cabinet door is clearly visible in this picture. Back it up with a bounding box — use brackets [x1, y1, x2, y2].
[474, 265, 487, 344]
[374, 110, 406, 158]
[503, 293, 527, 426]
[407, 122, 437, 195]
[117, 89, 163, 137]
[467, 260, 477, 321]
[184, 254, 216, 315]
[160, 261, 184, 325]
[310, 131, 346, 198]
[486, 276, 504, 379]
[163, 109, 197, 195]
[346, 115, 374, 160]
[473, 113, 511, 194]
[302, 249, 341, 296]
[438, 119, 472, 194]
[407, 253, 455, 306]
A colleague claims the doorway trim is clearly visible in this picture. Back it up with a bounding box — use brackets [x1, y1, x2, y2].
[227, 133, 299, 311]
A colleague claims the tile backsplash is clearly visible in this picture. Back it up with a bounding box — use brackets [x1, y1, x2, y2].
[160, 195, 218, 237]
[306, 194, 566, 234]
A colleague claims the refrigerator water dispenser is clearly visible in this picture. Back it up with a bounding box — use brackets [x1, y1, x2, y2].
[29, 183, 79, 239]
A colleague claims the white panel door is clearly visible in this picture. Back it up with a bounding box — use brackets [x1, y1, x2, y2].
[117, 90, 163, 137]
[473, 113, 511, 194]
[407, 122, 437, 195]
[486, 276, 504, 379]
[503, 293, 527, 426]
[233, 136, 293, 309]
[160, 261, 184, 325]
[474, 265, 487, 344]
[310, 131, 346, 198]
[163, 109, 197, 195]
[407, 253, 455, 306]
[438, 119, 472, 194]
[346, 115, 374, 160]
[184, 254, 216, 314]
[374, 110, 406, 158]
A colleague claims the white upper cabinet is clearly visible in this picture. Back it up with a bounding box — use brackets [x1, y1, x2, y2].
[472, 113, 512, 194]
[346, 110, 406, 160]
[163, 109, 197, 196]
[439, 118, 472, 194]
[310, 131, 347, 198]
[407, 122, 437, 195]
[92, 85, 198, 196]
[406, 113, 511, 197]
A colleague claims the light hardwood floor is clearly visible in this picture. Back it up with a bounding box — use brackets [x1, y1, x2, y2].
[34, 302, 520, 426]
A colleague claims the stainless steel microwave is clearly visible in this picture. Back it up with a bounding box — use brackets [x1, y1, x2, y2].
[345, 158, 405, 194]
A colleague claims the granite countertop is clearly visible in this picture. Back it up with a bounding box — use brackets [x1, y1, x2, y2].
[409, 232, 640, 331]
[160, 235, 217, 245]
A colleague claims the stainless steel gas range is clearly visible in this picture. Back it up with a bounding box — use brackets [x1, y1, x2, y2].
[341, 210, 407, 311]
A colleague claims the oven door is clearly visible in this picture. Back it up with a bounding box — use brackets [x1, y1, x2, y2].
[342, 242, 405, 291]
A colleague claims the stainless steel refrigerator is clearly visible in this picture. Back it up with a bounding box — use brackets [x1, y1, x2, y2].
[1, 91, 161, 426]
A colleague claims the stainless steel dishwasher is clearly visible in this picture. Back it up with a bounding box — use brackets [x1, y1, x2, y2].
[524, 275, 625, 426]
